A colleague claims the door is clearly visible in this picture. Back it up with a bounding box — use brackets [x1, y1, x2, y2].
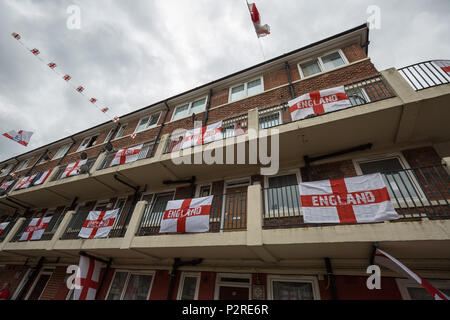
[223, 186, 248, 230]
[219, 286, 249, 300]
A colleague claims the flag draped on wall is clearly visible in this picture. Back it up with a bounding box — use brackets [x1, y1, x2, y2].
[78, 209, 119, 239]
[0, 180, 15, 192]
[33, 169, 53, 186]
[289, 86, 351, 121]
[15, 174, 37, 190]
[374, 248, 449, 300]
[181, 121, 223, 150]
[63, 159, 87, 178]
[19, 216, 52, 241]
[299, 173, 399, 224]
[247, 2, 270, 37]
[0, 222, 10, 234]
[110, 145, 143, 166]
[160, 195, 213, 233]
[74, 255, 103, 300]
[2, 130, 33, 146]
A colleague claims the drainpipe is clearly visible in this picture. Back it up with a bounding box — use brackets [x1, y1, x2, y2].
[324, 257, 338, 300]
[167, 258, 203, 300]
[150, 101, 170, 158]
[203, 89, 213, 126]
[16, 256, 45, 300]
[370, 242, 379, 265]
[284, 62, 295, 100]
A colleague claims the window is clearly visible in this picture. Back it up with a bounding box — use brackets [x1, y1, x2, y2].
[177, 273, 200, 300]
[115, 124, 127, 139]
[16, 158, 32, 171]
[141, 192, 174, 230]
[0, 163, 14, 177]
[25, 268, 54, 300]
[347, 87, 370, 106]
[77, 135, 99, 152]
[265, 173, 301, 217]
[106, 271, 154, 300]
[214, 273, 251, 300]
[198, 185, 211, 197]
[104, 129, 115, 143]
[396, 278, 450, 300]
[53, 144, 71, 160]
[268, 275, 320, 300]
[298, 50, 348, 78]
[230, 78, 263, 102]
[172, 97, 207, 121]
[135, 112, 161, 133]
[355, 155, 422, 201]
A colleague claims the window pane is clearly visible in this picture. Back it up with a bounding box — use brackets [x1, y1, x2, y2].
[143, 193, 174, 227]
[173, 104, 189, 121]
[54, 144, 70, 159]
[231, 84, 246, 101]
[247, 79, 262, 96]
[321, 52, 345, 71]
[273, 281, 314, 300]
[190, 98, 206, 115]
[123, 274, 153, 300]
[116, 125, 127, 139]
[136, 117, 149, 132]
[301, 60, 321, 77]
[106, 272, 128, 300]
[180, 276, 198, 300]
[148, 113, 160, 127]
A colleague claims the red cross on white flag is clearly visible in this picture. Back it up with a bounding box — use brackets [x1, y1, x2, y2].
[101, 107, 109, 113]
[113, 117, 120, 123]
[0, 180, 14, 191]
[33, 169, 53, 186]
[374, 248, 449, 300]
[19, 216, 52, 241]
[3, 129, 34, 146]
[63, 159, 87, 178]
[76, 86, 84, 93]
[30, 48, 40, 55]
[48, 62, 57, 69]
[247, 2, 270, 38]
[63, 74, 71, 81]
[299, 173, 399, 224]
[289, 86, 351, 121]
[110, 145, 142, 166]
[78, 209, 119, 239]
[181, 121, 223, 149]
[90, 98, 97, 103]
[74, 255, 103, 300]
[15, 174, 37, 190]
[12, 32, 20, 40]
[160, 195, 213, 233]
[0, 222, 10, 235]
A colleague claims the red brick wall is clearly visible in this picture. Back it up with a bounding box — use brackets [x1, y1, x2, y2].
[402, 146, 442, 167]
[301, 160, 357, 182]
[97, 267, 116, 300]
[342, 44, 368, 63]
[332, 275, 402, 300]
[197, 272, 216, 300]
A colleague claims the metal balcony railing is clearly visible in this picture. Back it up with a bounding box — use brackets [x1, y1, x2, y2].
[263, 165, 450, 229]
[136, 191, 248, 236]
[398, 60, 450, 91]
[51, 158, 97, 182]
[164, 114, 248, 154]
[97, 141, 156, 170]
[9, 210, 64, 242]
[0, 216, 18, 243]
[258, 75, 395, 130]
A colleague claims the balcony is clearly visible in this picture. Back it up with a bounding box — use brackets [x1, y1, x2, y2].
[51, 157, 97, 182]
[97, 140, 157, 170]
[398, 60, 450, 91]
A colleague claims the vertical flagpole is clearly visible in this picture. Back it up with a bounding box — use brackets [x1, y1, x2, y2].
[245, 0, 266, 61]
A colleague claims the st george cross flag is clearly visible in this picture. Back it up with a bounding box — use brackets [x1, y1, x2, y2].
[160, 195, 213, 233]
[289, 86, 351, 121]
[33, 169, 53, 186]
[247, 2, 270, 37]
[374, 248, 449, 300]
[181, 121, 223, 149]
[203, 121, 223, 144]
[3, 130, 33, 146]
[73, 255, 103, 300]
[433, 60, 450, 76]
[78, 209, 119, 239]
[15, 174, 37, 190]
[182, 127, 203, 149]
[19, 216, 52, 241]
[300, 173, 399, 224]
[0, 222, 9, 234]
[0, 180, 14, 191]
[63, 159, 87, 178]
[110, 144, 143, 166]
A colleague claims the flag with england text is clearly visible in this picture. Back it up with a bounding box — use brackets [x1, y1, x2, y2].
[63, 159, 87, 178]
[3, 130, 33, 146]
[78, 209, 119, 239]
[33, 169, 53, 186]
[15, 174, 37, 190]
[299, 173, 399, 224]
[110, 145, 143, 166]
[19, 216, 52, 241]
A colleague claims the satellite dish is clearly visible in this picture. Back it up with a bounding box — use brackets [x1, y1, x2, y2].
[80, 152, 88, 160]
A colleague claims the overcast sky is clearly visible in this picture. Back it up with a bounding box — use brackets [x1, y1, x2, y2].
[1, 0, 449, 162]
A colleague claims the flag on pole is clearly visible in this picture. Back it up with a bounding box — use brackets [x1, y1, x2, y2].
[19, 216, 52, 241]
[299, 173, 399, 224]
[289, 86, 351, 121]
[78, 209, 119, 239]
[247, 2, 270, 37]
[374, 248, 449, 300]
[160, 195, 213, 233]
[73, 255, 103, 300]
[110, 145, 143, 166]
[63, 159, 87, 178]
[33, 169, 53, 186]
[3, 130, 34, 146]
[15, 174, 37, 190]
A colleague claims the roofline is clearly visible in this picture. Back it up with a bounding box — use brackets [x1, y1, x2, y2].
[1, 23, 370, 164]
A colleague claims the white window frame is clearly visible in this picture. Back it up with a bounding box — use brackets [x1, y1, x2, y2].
[16, 158, 32, 171]
[0, 163, 15, 177]
[135, 112, 161, 133]
[170, 96, 208, 122]
[77, 134, 99, 152]
[114, 124, 128, 140]
[297, 49, 349, 79]
[104, 128, 115, 143]
[229, 76, 264, 103]
[177, 272, 201, 300]
[214, 273, 252, 300]
[11, 268, 33, 300]
[52, 144, 71, 160]
[396, 278, 450, 300]
[105, 270, 155, 300]
[195, 183, 212, 197]
[267, 275, 321, 300]
[25, 267, 55, 300]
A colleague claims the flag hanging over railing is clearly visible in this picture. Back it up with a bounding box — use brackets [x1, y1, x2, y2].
[19, 216, 52, 241]
[73, 255, 103, 300]
[3, 129, 33, 146]
[247, 2, 270, 37]
[110, 145, 143, 166]
[78, 209, 119, 239]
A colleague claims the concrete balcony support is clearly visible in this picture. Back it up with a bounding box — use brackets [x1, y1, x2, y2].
[121, 200, 147, 250]
[248, 108, 260, 135]
[91, 152, 107, 174]
[47, 210, 76, 251]
[0, 217, 25, 251]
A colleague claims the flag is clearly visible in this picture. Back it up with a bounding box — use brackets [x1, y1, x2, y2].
[433, 60, 450, 75]
[48, 62, 57, 69]
[78, 209, 119, 239]
[101, 107, 109, 113]
[3, 130, 34, 146]
[181, 127, 203, 149]
[113, 117, 120, 123]
[63, 159, 87, 178]
[11, 32, 21, 40]
[30, 48, 40, 55]
[90, 98, 97, 103]
[110, 145, 142, 166]
[76, 86, 84, 93]
[160, 195, 213, 233]
[0, 180, 14, 191]
[33, 169, 53, 186]
[19, 216, 52, 241]
[15, 174, 37, 190]
[181, 121, 223, 149]
[289, 86, 351, 121]
[63, 74, 71, 81]
[300, 173, 399, 224]
[247, 2, 270, 37]
[73, 255, 103, 300]
[203, 121, 223, 144]
[0, 222, 10, 234]
[374, 248, 449, 300]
